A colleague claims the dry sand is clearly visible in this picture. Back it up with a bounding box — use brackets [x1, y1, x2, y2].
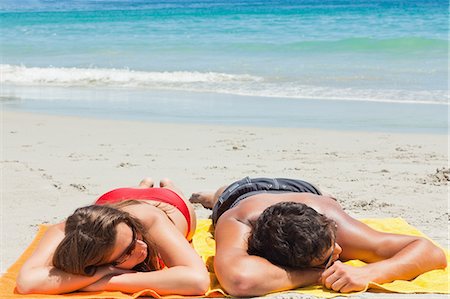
[1, 110, 448, 298]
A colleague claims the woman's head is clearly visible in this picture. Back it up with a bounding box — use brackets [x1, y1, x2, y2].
[107, 221, 149, 269]
[53, 204, 158, 276]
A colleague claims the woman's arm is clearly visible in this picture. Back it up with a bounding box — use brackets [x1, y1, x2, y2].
[80, 208, 209, 295]
[16, 224, 119, 294]
[214, 216, 322, 297]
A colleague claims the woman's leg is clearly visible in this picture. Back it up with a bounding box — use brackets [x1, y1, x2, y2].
[159, 178, 197, 240]
[159, 178, 186, 196]
[138, 177, 154, 188]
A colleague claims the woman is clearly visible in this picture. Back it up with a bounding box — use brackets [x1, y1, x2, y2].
[16, 178, 209, 295]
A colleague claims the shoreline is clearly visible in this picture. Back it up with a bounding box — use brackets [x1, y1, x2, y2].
[1, 79, 448, 106]
[1, 110, 448, 282]
[1, 85, 448, 135]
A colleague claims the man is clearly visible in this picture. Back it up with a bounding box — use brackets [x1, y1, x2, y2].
[190, 177, 446, 297]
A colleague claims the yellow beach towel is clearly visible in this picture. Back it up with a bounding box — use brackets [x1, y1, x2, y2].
[1, 218, 448, 298]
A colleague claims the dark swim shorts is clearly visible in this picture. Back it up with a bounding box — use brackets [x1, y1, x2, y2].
[211, 177, 322, 225]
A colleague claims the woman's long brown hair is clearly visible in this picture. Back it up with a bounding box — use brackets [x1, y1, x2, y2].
[53, 201, 160, 276]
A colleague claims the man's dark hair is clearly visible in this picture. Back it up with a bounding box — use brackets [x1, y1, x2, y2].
[247, 201, 336, 268]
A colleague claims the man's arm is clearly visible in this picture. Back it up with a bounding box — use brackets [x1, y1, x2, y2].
[321, 211, 447, 293]
[214, 216, 322, 297]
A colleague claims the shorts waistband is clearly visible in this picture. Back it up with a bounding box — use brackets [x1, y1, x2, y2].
[212, 177, 321, 226]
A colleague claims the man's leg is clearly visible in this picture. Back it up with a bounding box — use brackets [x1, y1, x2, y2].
[189, 185, 227, 209]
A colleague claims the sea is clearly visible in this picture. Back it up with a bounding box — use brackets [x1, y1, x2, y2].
[0, 0, 448, 133]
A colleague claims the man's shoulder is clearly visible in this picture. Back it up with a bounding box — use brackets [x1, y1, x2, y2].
[220, 196, 273, 224]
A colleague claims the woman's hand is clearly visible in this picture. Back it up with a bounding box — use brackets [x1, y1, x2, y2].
[96, 264, 135, 276]
[80, 267, 135, 292]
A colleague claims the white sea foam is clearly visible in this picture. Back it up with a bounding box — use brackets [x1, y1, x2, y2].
[0, 64, 261, 85]
[1, 64, 447, 105]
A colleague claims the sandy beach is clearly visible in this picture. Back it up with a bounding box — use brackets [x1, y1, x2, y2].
[1, 1, 448, 298]
[1, 110, 448, 298]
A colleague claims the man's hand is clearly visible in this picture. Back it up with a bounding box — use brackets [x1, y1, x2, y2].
[320, 261, 371, 293]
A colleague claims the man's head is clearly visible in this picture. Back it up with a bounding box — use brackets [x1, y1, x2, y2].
[247, 201, 336, 268]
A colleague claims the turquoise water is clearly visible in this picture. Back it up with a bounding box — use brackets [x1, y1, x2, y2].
[0, 0, 448, 132]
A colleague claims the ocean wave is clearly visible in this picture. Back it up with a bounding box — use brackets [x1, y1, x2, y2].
[0, 64, 262, 85]
[1, 64, 447, 104]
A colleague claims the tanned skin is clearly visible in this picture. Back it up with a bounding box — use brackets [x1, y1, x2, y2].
[17, 178, 209, 295]
[191, 187, 447, 297]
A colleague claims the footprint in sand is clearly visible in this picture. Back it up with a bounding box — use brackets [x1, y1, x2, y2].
[70, 183, 87, 191]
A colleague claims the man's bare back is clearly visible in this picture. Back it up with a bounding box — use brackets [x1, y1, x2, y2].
[191, 177, 447, 296]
